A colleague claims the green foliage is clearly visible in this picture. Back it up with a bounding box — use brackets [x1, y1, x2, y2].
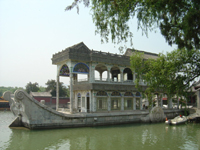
[0, 86, 24, 96]
[130, 48, 200, 103]
[25, 82, 40, 94]
[45, 80, 69, 97]
[38, 86, 46, 92]
[66, 0, 200, 50]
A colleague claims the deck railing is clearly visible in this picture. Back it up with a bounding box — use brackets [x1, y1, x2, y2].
[74, 78, 147, 85]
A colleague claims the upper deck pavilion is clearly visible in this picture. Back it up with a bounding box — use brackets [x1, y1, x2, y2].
[52, 42, 158, 66]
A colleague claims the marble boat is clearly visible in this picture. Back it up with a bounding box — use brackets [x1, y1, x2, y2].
[3, 90, 183, 130]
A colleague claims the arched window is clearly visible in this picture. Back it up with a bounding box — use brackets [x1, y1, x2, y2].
[136, 92, 141, 97]
[96, 91, 108, 96]
[73, 63, 89, 74]
[124, 92, 133, 97]
[86, 92, 90, 97]
[59, 64, 70, 76]
[111, 91, 121, 97]
[123, 68, 133, 81]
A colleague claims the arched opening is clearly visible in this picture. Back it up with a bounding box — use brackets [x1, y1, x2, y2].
[95, 64, 108, 81]
[73, 63, 89, 82]
[59, 64, 70, 76]
[111, 91, 121, 110]
[124, 92, 134, 110]
[96, 91, 108, 111]
[110, 66, 120, 82]
[123, 68, 133, 82]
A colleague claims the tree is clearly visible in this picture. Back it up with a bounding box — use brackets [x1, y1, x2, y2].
[0, 86, 24, 96]
[66, 0, 200, 50]
[25, 82, 40, 94]
[130, 48, 200, 105]
[38, 86, 46, 92]
[45, 80, 69, 97]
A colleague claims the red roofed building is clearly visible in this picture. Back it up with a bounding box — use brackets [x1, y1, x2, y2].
[30, 92, 70, 109]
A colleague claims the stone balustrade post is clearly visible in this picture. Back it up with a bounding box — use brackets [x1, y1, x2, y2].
[108, 92, 111, 111]
[70, 67, 74, 113]
[56, 75, 59, 111]
[133, 97, 136, 110]
[121, 93, 124, 111]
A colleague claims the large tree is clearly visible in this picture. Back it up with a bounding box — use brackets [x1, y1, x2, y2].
[130, 48, 200, 105]
[25, 82, 40, 94]
[66, 0, 200, 50]
[45, 80, 69, 97]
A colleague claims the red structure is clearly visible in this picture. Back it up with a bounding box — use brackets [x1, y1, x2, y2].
[30, 92, 70, 109]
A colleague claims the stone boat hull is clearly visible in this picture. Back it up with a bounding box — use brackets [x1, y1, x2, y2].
[3, 90, 182, 130]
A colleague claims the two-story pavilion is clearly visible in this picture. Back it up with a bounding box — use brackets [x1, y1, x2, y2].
[52, 42, 159, 113]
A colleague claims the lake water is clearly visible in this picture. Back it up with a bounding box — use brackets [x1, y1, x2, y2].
[0, 111, 200, 150]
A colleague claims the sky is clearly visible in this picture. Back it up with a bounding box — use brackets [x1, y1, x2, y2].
[0, 0, 177, 88]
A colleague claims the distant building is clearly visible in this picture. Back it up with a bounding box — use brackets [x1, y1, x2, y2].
[0, 96, 10, 110]
[30, 92, 69, 109]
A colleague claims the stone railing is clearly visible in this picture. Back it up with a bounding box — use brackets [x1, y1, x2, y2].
[74, 78, 148, 86]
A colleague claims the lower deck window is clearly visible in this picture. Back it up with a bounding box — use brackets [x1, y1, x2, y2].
[124, 98, 132, 110]
[78, 97, 81, 107]
[97, 98, 107, 110]
[111, 98, 120, 110]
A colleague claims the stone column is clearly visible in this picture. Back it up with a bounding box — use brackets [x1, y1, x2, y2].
[70, 67, 73, 113]
[177, 95, 180, 109]
[108, 92, 111, 111]
[56, 75, 59, 111]
[151, 93, 154, 109]
[121, 93, 124, 111]
[140, 97, 143, 110]
[133, 97, 136, 110]
[120, 68, 124, 82]
[107, 67, 110, 82]
[93, 92, 96, 112]
[185, 96, 187, 109]
[100, 72, 102, 81]
[156, 93, 159, 107]
[90, 64, 95, 83]
[133, 72, 135, 83]
[197, 89, 200, 109]
[168, 96, 173, 109]
[89, 91, 92, 112]
[160, 93, 163, 108]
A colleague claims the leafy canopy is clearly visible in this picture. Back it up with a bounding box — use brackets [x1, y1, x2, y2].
[25, 82, 40, 94]
[66, 0, 200, 50]
[45, 79, 69, 97]
[130, 48, 200, 99]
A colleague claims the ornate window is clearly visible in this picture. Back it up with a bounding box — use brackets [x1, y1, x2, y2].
[111, 91, 121, 97]
[96, 91, 107, 96]
[124, 92, 133, 97]
[73, 63, 89, 74]
[86, 92, 90, 97]
[59, 64, 70, 76]
[97, 98, 107, 110]
[111, 98, 120, 110]
[136, 92, 141, 97]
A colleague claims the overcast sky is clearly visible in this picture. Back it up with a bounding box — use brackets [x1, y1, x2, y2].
[0, 0, 177, 88]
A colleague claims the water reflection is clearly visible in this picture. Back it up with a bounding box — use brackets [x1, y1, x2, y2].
[1, 111, 200, 150]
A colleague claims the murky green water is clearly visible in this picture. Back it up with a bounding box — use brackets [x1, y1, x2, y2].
[0, 111, 200, 150]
